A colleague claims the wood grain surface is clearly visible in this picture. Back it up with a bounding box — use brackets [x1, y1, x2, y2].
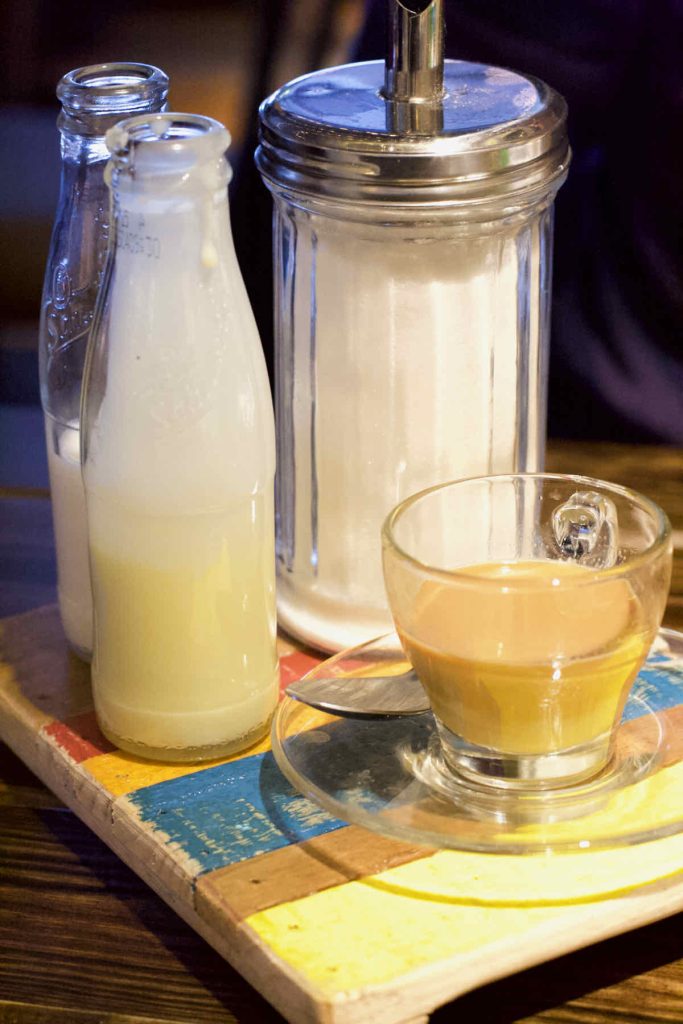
[1, 441, 682, 1023]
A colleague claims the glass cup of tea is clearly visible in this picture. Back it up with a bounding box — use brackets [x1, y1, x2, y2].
[382, 474, 672, 791]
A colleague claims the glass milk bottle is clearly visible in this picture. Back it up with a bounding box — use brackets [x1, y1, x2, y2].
[257, 0, 569, 652]
[82, 114, 278, 762]
[39, 63, 169, 659]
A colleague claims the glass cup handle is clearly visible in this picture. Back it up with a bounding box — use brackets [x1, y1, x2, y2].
[551, 490, 618, 568]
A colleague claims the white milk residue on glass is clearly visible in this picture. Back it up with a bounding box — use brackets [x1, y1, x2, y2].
[44, 417, 93, 655]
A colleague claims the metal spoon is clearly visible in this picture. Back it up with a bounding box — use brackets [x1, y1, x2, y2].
[285, 669, 430, 718]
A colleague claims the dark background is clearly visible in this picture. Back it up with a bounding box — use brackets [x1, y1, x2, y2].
[1, 0, 681, 498]
[0, 0, 364, 491]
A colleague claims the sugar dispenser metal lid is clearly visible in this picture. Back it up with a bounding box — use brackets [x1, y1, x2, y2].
[257, 0, 569, 207]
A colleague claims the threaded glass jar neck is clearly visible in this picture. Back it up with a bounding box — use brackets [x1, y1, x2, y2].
[57, 63, 169, 137]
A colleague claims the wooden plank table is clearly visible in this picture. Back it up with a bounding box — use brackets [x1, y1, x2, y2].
[1, 440, 682, 1023]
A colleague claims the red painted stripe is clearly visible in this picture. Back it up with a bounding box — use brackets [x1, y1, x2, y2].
[279, 651, 322, 693]
[44, 710, 116, 763]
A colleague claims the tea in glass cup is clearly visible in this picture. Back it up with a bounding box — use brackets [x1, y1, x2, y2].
[382, 474, 672, 789]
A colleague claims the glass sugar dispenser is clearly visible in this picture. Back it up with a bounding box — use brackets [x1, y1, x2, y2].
[257, 0, 570, 653]
[81, 114, 278, 762]
[39, 63, 169, 660]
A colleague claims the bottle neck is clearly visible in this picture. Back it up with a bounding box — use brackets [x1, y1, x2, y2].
[59, 128, 112, 165]
[106, 116, 233, 268]
[55, 131, 112, 243]
[112, 181, 233, 278]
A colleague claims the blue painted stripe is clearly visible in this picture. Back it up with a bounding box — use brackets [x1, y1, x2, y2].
[624, 660, 683, 721]
[127, 750, 346, 875]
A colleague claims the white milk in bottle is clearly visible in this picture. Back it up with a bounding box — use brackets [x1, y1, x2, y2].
[82, 114, 277, 761]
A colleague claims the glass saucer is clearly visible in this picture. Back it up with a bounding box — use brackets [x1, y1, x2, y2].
[272, 628, 683, 854]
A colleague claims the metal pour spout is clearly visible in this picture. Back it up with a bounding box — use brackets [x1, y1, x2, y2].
[383, 0, 445, 104]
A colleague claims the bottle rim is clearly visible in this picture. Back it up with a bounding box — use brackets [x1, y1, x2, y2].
[108, 111, 230, 146]
[57, 62, 169, 135]
[105, 113, 232, 183]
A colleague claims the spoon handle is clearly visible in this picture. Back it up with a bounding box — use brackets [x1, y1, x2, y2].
[285, 670, 430, 718]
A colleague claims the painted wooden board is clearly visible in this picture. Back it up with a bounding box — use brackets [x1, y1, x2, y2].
[1, 605, 683, 1024]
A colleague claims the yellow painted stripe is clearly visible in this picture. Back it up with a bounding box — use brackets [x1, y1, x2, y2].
[248, 875, 556, 994]
[514, 761, 683, 845]
[247, 829, 683, 994]
[360, 836, 683, 907]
